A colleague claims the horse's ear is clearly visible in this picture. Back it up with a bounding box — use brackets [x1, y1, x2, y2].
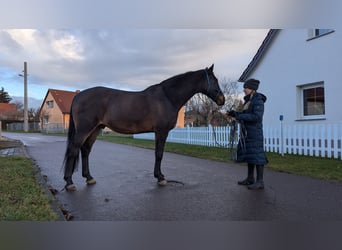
[209, 64, 214, 72]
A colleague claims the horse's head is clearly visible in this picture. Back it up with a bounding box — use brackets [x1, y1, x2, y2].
[203, 64, 225, 106]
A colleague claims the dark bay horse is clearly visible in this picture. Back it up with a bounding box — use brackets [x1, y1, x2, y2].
[63, 64, 225, 190]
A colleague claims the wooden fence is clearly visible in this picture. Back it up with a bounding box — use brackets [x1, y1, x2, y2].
[134, 123, 342, 159]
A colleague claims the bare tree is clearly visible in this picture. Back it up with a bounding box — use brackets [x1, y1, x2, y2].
[12, 101, 24, 112]
[185, 77, 242, 126]
[219, 77, 242, 111]
[28, 107, 41, 122]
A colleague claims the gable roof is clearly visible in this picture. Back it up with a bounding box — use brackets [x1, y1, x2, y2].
[238, 29, 280, 82]
[41, 89, 79, 114]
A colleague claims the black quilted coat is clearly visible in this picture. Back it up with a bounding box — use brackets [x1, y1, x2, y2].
[235, 92, 268, 165]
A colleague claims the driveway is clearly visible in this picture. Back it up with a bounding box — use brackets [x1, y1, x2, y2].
[3, 132, 342, 220]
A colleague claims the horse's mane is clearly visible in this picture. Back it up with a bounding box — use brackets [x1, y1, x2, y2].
[144, 69, 201, 92]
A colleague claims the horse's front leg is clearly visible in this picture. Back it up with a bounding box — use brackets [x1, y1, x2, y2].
[154, 131, 168, 186]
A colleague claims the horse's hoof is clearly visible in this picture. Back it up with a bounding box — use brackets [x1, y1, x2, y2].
[65, 184, 77, 191]
[158, 179, 168, 186]
[86, 178, 96, 185]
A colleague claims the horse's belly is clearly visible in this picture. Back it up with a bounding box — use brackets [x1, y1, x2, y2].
[107, 122, 153, 134]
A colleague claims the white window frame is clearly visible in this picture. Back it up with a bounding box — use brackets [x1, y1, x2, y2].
[296, 81, 325, 120]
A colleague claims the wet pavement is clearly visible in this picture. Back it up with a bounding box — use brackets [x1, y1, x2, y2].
[2, 132, 342, 221]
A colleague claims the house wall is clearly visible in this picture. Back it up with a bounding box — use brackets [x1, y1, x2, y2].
[40, 92, 64, 126]
[63, 113, 70, 129]
[176, 106, 185, 128]
[249, 29, 341, 126]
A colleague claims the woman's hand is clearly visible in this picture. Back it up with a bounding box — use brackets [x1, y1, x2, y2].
[226, 110, 236, 117]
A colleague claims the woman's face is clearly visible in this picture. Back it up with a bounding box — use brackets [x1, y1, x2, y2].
[243, 87, 253, 95]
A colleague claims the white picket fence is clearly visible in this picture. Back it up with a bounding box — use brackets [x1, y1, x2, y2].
[264, 123, 342, 159]
[134, 126, 235, 148]
[134, 123, 342, 159]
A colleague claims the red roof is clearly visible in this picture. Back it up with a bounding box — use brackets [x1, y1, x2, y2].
[41, 89, 80, 114]
[0, 103, 16, 115]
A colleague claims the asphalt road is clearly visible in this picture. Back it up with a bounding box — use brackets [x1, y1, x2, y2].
[3, 132, 342, 220]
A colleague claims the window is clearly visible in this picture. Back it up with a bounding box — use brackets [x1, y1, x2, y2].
[297, 82, 325, 119]
[314, 29, 333, 36]
[43, 115, 49, 124]
[303, 87, 325, 116]
[307, 29, 334, 40]
[46, 100, 54, 108]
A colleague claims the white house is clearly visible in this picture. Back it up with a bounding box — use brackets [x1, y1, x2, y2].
[239, 29, 340, 126]
[135, 29, 342, 158]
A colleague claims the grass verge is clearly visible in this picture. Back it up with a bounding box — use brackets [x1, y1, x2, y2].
[0, 155, 58, 220]
[98, 133, 342, 183]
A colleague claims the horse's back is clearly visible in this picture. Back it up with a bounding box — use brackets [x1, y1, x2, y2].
[72, 86, 130, 110]
[74, 86, 119, 101]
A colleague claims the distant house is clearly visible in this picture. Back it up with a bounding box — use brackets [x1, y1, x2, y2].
[0, 103, 17, 130]
[176, 106, 185, 128]
[239, 29, 340, 126]
[40, 89, 79, 131]
[0, 103, 17, 118]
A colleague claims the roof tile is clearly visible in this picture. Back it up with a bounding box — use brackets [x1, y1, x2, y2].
[48, 89, 78, 113]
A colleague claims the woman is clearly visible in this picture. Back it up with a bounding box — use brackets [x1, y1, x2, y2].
[226, 78, 268, 190]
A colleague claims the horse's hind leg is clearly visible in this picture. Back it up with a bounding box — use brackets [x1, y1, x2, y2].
[154, 130, 169, 186]
[64, 154, 78, 191]
[64, 139, 83, 191]
[80, 127, 101, 186]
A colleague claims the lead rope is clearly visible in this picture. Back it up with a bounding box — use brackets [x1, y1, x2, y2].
[229, 119, 238, 160]
[210, 118, 239, 160]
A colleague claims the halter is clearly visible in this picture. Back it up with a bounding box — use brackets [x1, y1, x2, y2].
[204, 68, 222, 98]
[204, 68, 211, 92]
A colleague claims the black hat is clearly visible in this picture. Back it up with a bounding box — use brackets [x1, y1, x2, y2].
[243, 78, 260, 90]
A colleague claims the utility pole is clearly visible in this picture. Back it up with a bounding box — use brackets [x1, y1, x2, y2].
[23, 62, 28, 132]
[19, 62, 29, 132]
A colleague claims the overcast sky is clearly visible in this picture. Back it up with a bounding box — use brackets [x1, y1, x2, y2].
[0, 0, 339, 109]
[0, 29, 268, 108]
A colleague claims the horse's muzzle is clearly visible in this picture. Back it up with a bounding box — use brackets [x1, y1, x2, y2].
[216, 94, 225, 106]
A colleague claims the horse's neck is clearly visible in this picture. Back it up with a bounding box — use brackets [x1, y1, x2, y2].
[162, 73, 202, 111]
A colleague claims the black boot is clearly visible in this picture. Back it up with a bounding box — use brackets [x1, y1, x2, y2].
[248, 165, 264, 190]
[238, 164, 255, 185]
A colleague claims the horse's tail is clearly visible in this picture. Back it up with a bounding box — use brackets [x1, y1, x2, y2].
[63, 108, 80, 175]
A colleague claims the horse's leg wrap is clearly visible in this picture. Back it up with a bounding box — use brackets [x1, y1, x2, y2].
[158, 179, 168, 186]
[86, 176, 96, 185]
[64, 177, 76, 191]
[83, 172, 96, 185]
[155, 172, 167, 186]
